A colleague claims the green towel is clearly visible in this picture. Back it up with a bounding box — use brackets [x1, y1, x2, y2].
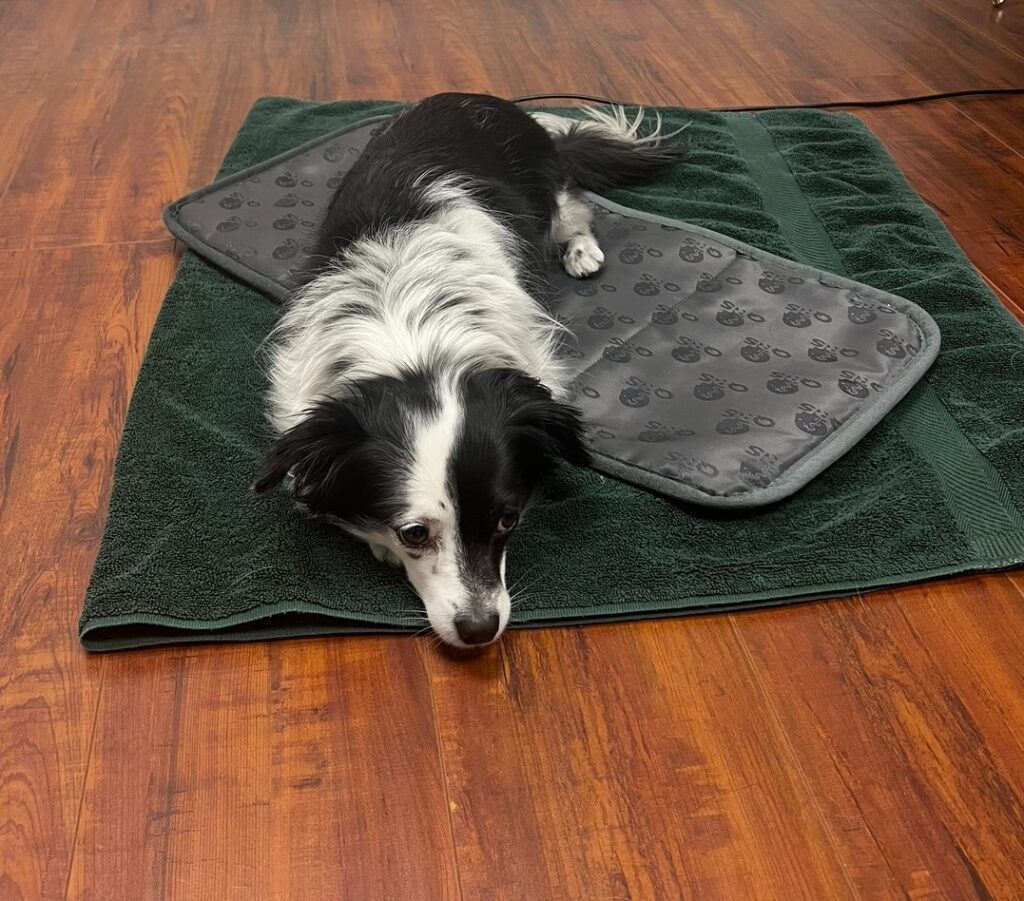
[80, 98, 1024, 651]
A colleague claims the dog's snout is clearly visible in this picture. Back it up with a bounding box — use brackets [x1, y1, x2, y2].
[454, 611, 500, 645]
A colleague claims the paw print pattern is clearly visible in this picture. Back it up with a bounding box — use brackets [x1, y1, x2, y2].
[216, 216, 243, 233]
[783, 304, 813, 328]
[650, 303, 698, 326]
[715, 410, 776, 435]
[322, 144, 355, 162]
[663, 451, 720, 481]
[766, 371, 822, 394]
[837, 370, 881, 399]
[696, 272, 724, 293]
[586, 306, 633, 329]
[807, 339, 837, 362]
[326, 171, 346, 189]
[766, 371, 799, 395]
[693, 373, 748, 401]
[272, 238, 303, 260]
[672, 336, 722, 363]
[566, 380, 601, 402]
[558, 341, 585, 361]
[741, 337, 791, 363]
[218, 191, 259, 210]
[274, 192, 300, 208]
[583, 426, 617, 446]
[739, 446, 782, 488]
[717, 301, 765, 327]
[808, 338, 859, 363]
[602, 337, 653, 363]
[272, 213, 314, 231]
[274, 171, 297, 188]
[678, 238, 724, 264]
[574, 282, 618, 298]
[847, 296, 878, 324]
[223, 241, 257, 260]
[876, 329, 911, 358]
[782, 304, 831, 328]
[620, 376, 673, 408]
[633, 274, 680, 296]
[758, 271, 786, 294]
[618, 242, 664, 264]
[637, 420, 696, 442]
[606, 218, 648, 239]
[795, 403, 839, 436]
[587, 307, 615, 329]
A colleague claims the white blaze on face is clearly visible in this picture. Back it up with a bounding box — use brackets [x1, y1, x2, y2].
[393, 382, 510, 647]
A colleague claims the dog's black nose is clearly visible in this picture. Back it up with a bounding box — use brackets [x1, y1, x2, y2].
[454, 612, 500, 645]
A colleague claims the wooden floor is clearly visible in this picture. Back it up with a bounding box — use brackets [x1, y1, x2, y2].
[2, 0, 1024, 898]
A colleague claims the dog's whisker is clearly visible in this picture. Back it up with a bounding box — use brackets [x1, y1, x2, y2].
[507, 570, 544, 599]
[505, 565, 540, 594]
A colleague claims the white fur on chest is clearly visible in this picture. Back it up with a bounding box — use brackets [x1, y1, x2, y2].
[266, 191, 565, 432]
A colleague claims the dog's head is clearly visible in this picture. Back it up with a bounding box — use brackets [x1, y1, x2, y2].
[254, 368, 589, 647]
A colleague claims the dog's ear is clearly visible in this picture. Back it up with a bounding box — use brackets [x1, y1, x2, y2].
[495, 371, 591, 466]
[252, 398, 367, 498]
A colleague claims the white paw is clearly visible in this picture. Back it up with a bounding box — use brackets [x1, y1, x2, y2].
[562, 235, 605, 278]
[369, 541, 402, 569]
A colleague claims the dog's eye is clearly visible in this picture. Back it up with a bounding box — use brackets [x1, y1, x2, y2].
[496, 512, 519, 534]
[397, 523, 430, 547]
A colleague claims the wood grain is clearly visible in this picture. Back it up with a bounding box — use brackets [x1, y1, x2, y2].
[0, 242, 175, 901]
[1, 1, 1023, 898]
[64, 641, 459, 901]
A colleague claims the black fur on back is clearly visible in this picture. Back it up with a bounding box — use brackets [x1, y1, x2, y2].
[307, 92, 685, 279]
[309, 93, 563, 274]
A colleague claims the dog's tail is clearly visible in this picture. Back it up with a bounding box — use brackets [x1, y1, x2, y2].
[530, 106, 687, 193]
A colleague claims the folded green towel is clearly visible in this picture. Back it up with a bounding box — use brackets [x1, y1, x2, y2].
[80, 98, 1024, 650]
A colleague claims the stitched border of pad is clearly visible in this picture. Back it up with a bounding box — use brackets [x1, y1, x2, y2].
[163, 116, 941, 509]
[576, 194, 940, 507]
[163, 115, 395, 299]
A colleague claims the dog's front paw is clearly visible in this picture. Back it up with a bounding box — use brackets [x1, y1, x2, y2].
[369, 541, 402, 568]
[563, 235, 605, 278]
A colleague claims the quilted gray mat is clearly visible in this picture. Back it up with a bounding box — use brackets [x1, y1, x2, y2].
[165, 115, 939, 508]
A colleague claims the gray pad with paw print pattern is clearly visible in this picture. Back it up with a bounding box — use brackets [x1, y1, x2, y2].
[164, 115, 940, 508]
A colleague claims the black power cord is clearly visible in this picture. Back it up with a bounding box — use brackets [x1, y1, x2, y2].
[509, 87, 1024, 112]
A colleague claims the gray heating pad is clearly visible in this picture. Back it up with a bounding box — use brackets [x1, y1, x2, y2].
[164, 115, 940, 508]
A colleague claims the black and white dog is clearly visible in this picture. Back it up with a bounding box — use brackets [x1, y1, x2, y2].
[254, 93, 683, 648]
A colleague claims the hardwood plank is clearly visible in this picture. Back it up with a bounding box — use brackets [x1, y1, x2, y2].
[65, 640, 460, 901]
[0, 0, 218, 250]
[922, 0, 1024, 52]
[424, 625, 862, 899]
[1, 1, 1023, 898]
[792, 0, 1024, 94]
[731, 579, 1024, 897]
[0, 0, 92, 209]
[0, 240, 176, 901]
[987, 0, 1024, 41]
